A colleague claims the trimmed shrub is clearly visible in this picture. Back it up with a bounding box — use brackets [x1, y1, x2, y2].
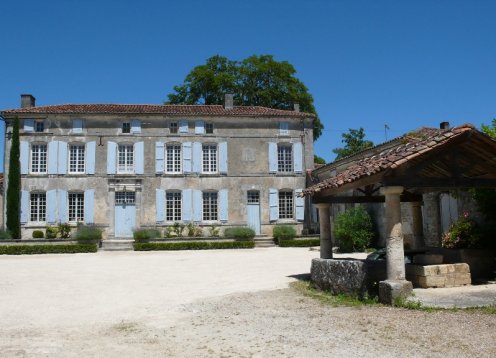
[133, 228, 161, 243]
[0, 244, 97, 255]
[75, 226, 102, 243]
[279, 239, 320, 247]
[223, 227, 256, 240]
[46, 226, 58, 239]
[134, 240, 255, 251]
[333, 206, 374, 252]
[0, 230, 13, 240]
[272, 225, 297, 240]
[32, 230, 45, 239]
[58, 223, 72, 239]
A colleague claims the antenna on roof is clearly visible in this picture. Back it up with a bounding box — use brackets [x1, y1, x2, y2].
[384, 123, 390, 141]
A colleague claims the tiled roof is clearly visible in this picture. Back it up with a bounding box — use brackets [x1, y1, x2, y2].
[304, 124, 478, 196]
[1, 104, 314, 117]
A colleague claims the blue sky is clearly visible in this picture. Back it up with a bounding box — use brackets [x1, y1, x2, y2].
[1, 0, 495, 169]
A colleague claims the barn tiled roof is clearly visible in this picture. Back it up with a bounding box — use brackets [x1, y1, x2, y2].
[304, 124, 477, 196]
[1, 104, 314, 117]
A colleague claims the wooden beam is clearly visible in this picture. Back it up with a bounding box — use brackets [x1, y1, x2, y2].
[313, 193, 422, 204]
[384, 177, 496, 189]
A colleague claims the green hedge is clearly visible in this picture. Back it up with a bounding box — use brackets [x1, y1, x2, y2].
[0, 244, 98, 255]
[223, 227, 256, 239]
[272, 225, 297, 240]
[134, 240, 255, 251]
[278, 239, 320, 247]
[133, 228, 161, 242]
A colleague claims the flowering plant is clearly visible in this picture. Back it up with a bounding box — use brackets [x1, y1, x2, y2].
[442, 212, 480, 249]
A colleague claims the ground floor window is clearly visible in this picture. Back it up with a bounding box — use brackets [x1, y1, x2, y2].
[68, 193, 84, 222]
[30, 193, 46, 222]
[166, 191, 182, 221]
[203, 192, 218, 221]
[279, 190, 294, 219]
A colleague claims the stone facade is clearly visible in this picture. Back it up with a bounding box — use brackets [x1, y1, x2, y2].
[2, 95, 315, 239]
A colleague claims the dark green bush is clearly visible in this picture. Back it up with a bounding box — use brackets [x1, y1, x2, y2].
[0, 244, 97, 255]
[0, 230, 13, 240]
[333, 206, 374, 252]
[134, 240, 255, 251]
[272, 225, 297, 240]
[46, 226, 58, 239]
[133, 228, 161, 242]
[75, 226, 102, 243]
[32, 230, 45, 239]
[223, 227, 255, 239]
[279, 239, 320, 247]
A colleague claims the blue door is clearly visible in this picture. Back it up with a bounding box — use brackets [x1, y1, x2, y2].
[247, 191, 261, 235]
[115, 192, 136, 237]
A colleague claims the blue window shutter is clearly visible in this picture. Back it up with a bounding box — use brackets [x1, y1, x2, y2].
[219, 189, 228, 223]
[131, 119, 141, 133]
[57, 141, 68, 174]
[58, 189, 68, 223]
[86, 141, 96, 174]
[20, 141, 29, 175]
[73, 119, 83, 133]
[192, 142, 202, 173]
[193, 190, 202, 222]
[24, 119, 34, 132]
[293, 142, 303, 173]
[134, 141, 144, 174]
[156, 189, 165, 223]
[195, 120, 205, 134]
[182, 189, 192, 222]
[179, 120, 188, 133]
[107, 141, 117, 174]
[268, 142, 277, 173]
[155, 141, 165, 174]
[279, 122, 289, 135]
[269, 188, 279, 221]
[295, 189, 304, 221]
[84, 189, 95, 224]
[47, 141, 59, 174]
[46, 190, 57, 224]
[219, 142, 228, 175]
[20, 190, 29, 224]
[183, 142, 192, 173]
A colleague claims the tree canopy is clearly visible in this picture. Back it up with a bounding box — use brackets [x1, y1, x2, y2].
[166, 55, 323, 140]
[332, 127, 374, 160]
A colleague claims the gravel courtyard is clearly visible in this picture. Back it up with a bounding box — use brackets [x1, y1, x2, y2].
[1, 248, 495, 357]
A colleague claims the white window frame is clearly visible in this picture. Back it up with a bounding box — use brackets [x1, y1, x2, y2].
[166, 143, 182, 173]
[68, 144, 85, 174]
[278, 190, 294, 220]
[118, 144, 134, 174]
[202, 144, 218, 173]
[30, 143, 47, 174]
[166, 191, 182, 222]
[203, 191, 218, 222]
[30, 192, 46, 222]
[277, 144, 293, 172]
[68, 192, 84, 222]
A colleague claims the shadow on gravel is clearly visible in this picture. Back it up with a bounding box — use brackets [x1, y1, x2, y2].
[288, 273, 311, 281]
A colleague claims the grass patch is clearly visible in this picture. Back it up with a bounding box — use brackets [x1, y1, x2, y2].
[134, 240, 255, 251]
[0, 244, 97, 255]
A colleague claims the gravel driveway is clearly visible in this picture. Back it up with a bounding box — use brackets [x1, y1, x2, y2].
[1, 248, 495, 357]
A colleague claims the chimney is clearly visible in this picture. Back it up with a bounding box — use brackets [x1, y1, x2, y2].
[21, 94, 36, 108]
[440, 121, 450, 130]
[224, 94, 233, 109]
[293, 103, 300, 112]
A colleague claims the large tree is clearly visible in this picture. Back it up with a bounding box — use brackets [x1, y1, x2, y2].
[6, 117, 21, 238]
[332, 127, 374, 160]
[166, 55, 323, 140]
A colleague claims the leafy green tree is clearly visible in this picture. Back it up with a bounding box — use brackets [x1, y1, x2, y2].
[6, 117, 21, 239]
[333, 206, 374, 252]
[314, 155, 326, 165]
[166, 54, 323, 140]
[332, 127, 374, 160]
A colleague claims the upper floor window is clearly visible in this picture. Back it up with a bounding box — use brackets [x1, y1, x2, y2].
[170, 122, 178, 134]
[166, 191, 182, 221]
[68, 192, 84, 222]
[35, 121, 44, 133]
[122, 122, 131, 134]
[118, 144, 134, 173]
[166, 144, 181, 173]
[203, 191, 218, 221]
[206, 123, 214, 134]
[31, 144, 47, 173]
[278, 190, 294, 219]
[69, 144, 85, 174]
[30, 192, 46, 222]
[277, 145, 293, 172]
[202, 144, 217, 173]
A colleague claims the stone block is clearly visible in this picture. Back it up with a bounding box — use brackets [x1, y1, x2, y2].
[417, 275, 446, 288]
[454, 263, 470, 273]
[413, 254, 443, 265]
[378, 280, 413, 305]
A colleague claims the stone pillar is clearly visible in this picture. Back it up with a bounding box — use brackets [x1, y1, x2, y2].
[315, 203, 332, 259]
[411, 201, 424, 249]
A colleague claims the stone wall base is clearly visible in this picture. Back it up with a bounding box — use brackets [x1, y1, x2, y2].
[406, 263, 471, 288]
[378, 280, 413, 305]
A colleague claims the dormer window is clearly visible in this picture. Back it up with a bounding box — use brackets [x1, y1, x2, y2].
[122, 122, 131, 134]
[35, 121, 44, 133]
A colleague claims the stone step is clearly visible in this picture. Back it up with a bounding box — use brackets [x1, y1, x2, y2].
[101, 239, 134, 251]
[254, 237, 276, 248]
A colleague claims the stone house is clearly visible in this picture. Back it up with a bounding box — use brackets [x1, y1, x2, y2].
[1, 94, 315, 239]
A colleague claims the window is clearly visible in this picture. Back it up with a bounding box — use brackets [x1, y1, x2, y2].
[30, 193, 46, 222]
[203, 192, 218, 221]
[166, 191, 182, 221]
[202, 144, 217, 173]
[68, 193, 84, 222]
[277, 145, 293, 172]
[31, 144, 47, 173]
[279, 190, 294, 219]
[35, 121, 44, 133]
[206, 123, 214, 134]
[118, 144, 134, 173]
[122, 122, 131, 134]
[247, 191, 259, 204]
[115, 191, 135, 204]
[170, 122, 178, 134]
[166, 144, 181, 173]
[69, 144, 85, 173]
